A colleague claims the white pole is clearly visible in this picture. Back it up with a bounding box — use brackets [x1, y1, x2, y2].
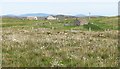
[89, 12, 91, 23]
[89, 12, 91, 31]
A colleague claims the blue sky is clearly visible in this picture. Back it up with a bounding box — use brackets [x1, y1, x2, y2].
[0, 2, 118, 16]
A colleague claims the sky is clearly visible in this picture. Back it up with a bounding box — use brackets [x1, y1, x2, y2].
[0, 0, 119, 16]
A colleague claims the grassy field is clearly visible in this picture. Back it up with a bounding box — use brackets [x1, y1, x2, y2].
[1, 17, 119, 67]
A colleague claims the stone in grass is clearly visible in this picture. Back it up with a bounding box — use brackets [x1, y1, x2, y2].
[70, 30, 79, 34]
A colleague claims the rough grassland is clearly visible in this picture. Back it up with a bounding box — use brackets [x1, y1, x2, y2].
[1, 17, 119, 67]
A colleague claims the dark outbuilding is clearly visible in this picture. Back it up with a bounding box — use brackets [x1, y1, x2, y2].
[74, 19, 81, 26]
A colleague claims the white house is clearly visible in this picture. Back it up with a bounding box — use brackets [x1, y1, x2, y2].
[46, 15, 58, 20]
[27, 16, 38, 20]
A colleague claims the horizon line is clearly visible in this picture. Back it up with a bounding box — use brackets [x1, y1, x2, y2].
[1, 12, 118, 16]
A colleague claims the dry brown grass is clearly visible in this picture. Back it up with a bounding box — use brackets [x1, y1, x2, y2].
[2, 27, 118, 67]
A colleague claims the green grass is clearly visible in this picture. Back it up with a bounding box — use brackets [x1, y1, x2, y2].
[1, 16, 119, 67]
[1, 17, 118, 31]
[89, 17, 118, 30]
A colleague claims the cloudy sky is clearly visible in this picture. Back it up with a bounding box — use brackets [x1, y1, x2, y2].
[0, 0, 119, 16]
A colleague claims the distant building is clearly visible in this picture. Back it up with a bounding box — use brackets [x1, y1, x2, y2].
[37, 17, 46, 20]
[64, 18, 88, 26]
[56, 15, 65, 20]
[46, 15, 58, 20]
[73, 18, 81, 26]
[27, 16, 38, 20]
[73, 18, 88, 26]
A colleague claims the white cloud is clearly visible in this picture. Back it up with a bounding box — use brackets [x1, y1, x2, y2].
[1, 0, 119, 2]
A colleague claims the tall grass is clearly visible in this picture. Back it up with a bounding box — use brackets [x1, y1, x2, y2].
[1, 17, 118, 67]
